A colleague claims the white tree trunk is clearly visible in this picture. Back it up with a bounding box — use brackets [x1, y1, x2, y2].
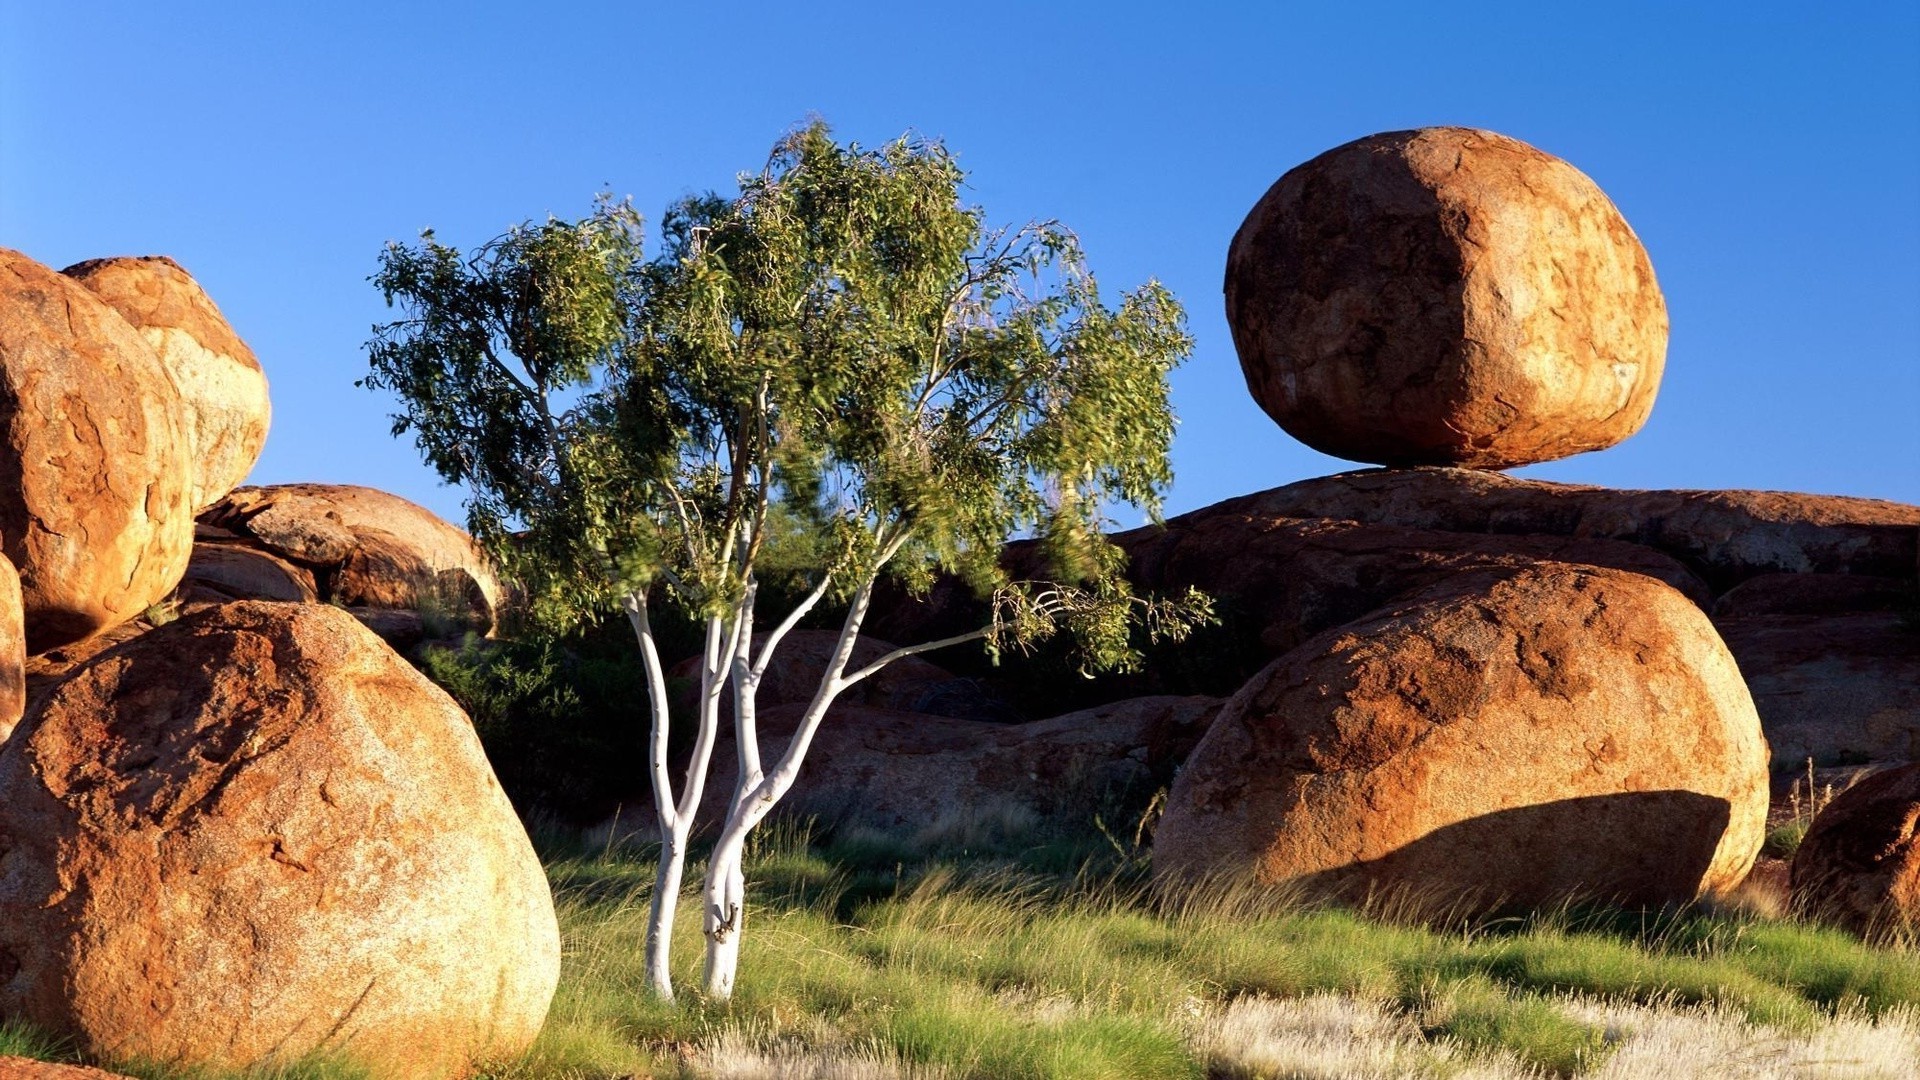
[627, 591, 741, 1002]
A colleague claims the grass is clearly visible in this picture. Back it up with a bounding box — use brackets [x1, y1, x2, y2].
[8, 812, 1919, 1079]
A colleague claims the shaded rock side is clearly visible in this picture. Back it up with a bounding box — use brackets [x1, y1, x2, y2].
[200, 484, 504, 634]
[649, 695, 1223, 839]
[0, 603, 558, 1077]
[1791, 762, 1920, 936]
[1718, 614, 1920, 766]
[1230, 468, 1920, 591]
[1226, 127, 1666, 468]
[0, 249, 194, 653]
[62, 256, 270, 511]
[1153, 564, 1769, 911]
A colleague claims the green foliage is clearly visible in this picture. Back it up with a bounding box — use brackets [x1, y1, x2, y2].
[419, 628, 661, 823]
[1763, 819, 1811, 860]
[365, 120, 1207, 663]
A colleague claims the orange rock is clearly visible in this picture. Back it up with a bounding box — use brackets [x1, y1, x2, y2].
[202, 484, 503, 633]
[1227, 128, 1667, 468]
[0, 554, 20, 745]
[62, 256, 270, 511]
[0, 603, 558, 1077]
[1153, 564, 1769, 911]
[1791, 762, 1920, 937]
[0, 249, 194, 653]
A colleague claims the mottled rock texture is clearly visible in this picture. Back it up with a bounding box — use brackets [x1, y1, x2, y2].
[201, 484, 504, 634]
[0, 1060, 137, 1080]
[61, 256, 269, 512]
[0, 603, 558, 1077]
[1792, 762, 1920, 936]
[1226, 127, 1667, 468]
[0, 249, 194, 653]
[1154, 564, 1769, 911]
[1721, 614, 1920, 766]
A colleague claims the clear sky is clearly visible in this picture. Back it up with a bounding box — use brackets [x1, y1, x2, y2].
[3, 2, 1915, 528]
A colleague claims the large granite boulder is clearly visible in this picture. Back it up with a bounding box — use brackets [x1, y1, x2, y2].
[1226, 128, 1667, 469]
[671, 694, 1221, 837]
[0, 249, 195, 652]
[61, 256, 269, 511]
[1791, 762, 1920, 936]
[0, 603, 558, 1076]
[200, 484, 504, 634]
[1153, 564, 1769, 911]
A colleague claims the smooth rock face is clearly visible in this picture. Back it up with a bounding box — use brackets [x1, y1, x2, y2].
[1791, 763, 1920, 935]
[1154, 565, 1769, 910]
[0, 554, 21, 746]
[0, 249, 195, 653]
[181, 543, 318, 604]
[678, 695, 1222, 836]
[201, 484, 504, 634]
[1226, 127, 1668, 468]
[62, 256, 270, 511]
[1717, 614, 1920, 765]
[0, 603, 558, 1076]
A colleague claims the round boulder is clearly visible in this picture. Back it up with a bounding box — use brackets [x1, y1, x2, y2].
[0, 249, 195, 652]
[0, 603, 558, 1076]
[1791, 762, 1920, 937]
[1226, 127, 1668, 468]
[62, 256, 270, 511]
[1154, 564, 1768, 911]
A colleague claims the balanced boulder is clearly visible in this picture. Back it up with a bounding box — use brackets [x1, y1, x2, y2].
[62, 256, 270, 511]
[1154, 564, 1769, 911]
[1226, 128, 1667, 468]
[0, 603, 558, 1076]
[0, 249, 195, 652]
[1791, 762, 1920, 936]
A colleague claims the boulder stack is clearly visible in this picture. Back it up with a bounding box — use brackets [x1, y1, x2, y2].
[0, 249, 195, 653]
[1152, 564, 1770, 910]
[0, 603, 558, 1077]
[1226, 127, 1667, 469]
[62, 256, 270, 512]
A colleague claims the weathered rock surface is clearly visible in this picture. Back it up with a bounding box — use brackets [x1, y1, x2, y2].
[1710, 573, 1912, 619]
[0, 603, 558, 1076]
[1226, 127, 1667, 468]
[1791, 762, 1920, 935]
[1230, 468, 1920, 590]
[0, 554, 21, 747]
[200, 484, 504, 634]
[0, 249, 195, 652]
[0, 1060, 137, 1080]
[180, 543, 318, 604]
[669, 629, 1017, 724]
[676, 695, 1221, 836]
[61, 256, 269, 511]
[1153, 564, 1769, 910]
[1717, 614, 1920, 766]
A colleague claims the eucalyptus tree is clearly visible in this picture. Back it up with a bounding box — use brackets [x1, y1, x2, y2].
[365, 122, 1207, 1002]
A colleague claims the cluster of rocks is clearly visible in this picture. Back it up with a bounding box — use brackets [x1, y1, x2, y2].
[0, 250, 555, 1076]
[677, 128, 1918, 929]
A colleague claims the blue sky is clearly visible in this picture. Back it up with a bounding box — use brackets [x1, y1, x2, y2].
[3, 2, 1915, 527]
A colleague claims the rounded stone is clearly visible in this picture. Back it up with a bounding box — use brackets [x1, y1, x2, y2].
[1153, 564, 1769, 911]
[62, 256, 271, 512]
[1791, 762, 1920, 937]
[1225, 127, 1668, 468]
[0, 249, 196, 652]
[0, 602, 559, 1076]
